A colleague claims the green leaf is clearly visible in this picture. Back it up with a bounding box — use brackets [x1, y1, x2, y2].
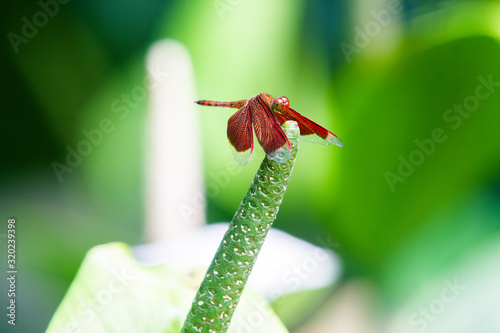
[47, 243, 288, 333]
[331, 3, 500, 275]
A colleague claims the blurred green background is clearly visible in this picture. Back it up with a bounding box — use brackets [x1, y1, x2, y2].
[2, 0, 500, 332]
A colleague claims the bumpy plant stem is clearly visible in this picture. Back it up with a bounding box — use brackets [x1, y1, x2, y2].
[181, 121, 300, 333]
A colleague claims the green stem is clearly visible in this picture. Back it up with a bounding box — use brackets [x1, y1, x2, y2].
[181, 121, 300, 333]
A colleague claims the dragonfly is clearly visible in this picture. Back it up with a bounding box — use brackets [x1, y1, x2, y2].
[195, 93, 343, 166]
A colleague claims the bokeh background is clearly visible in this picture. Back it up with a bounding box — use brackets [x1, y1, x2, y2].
[2, 0, 500, 332]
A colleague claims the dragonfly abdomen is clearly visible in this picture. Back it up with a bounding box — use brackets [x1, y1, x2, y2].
[195, 100, 247, 109]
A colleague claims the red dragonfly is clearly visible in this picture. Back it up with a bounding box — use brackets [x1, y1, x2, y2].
[196, 93, 343, 166]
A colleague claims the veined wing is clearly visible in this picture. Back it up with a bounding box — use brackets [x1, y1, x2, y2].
[227, 104, 254, 166]
[251, 96, 291, 163]
[275, 107, 343, 147]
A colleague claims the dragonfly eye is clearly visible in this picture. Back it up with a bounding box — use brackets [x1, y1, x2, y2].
[273, 96, 290, 113]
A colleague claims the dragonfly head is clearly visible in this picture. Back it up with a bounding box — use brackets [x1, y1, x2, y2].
[272, 96, 290, 113]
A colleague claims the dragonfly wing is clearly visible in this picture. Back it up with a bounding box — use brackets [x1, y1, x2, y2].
[251, 98, 291, 163]
[282, 107, 343, 147]
[227, 105, 254, 166]
[266, 129, 292, 163]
